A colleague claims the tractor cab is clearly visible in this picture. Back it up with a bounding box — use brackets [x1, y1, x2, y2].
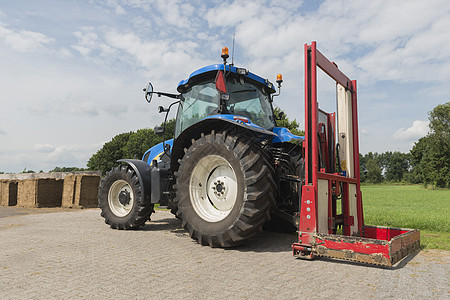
[174, 63, 277, 137]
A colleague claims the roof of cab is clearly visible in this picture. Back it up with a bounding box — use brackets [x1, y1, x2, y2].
[177, 64, 276, 94]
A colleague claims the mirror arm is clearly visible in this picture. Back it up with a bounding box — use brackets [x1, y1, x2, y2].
[154, 92, 181, 99]
[161, 100, 180, 158]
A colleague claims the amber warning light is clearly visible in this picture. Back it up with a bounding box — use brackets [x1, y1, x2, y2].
[221, 47, 229, 59]
[277, 74, 283, 84]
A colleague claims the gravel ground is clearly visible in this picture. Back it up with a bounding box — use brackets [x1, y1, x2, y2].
[0, 208, 448, 299]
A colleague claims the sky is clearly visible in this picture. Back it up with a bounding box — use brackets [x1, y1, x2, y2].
[0, 0, 449, 173]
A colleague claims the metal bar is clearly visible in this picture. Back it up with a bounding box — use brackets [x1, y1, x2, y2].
[299, 185, 317, 235]
[329, 112, 336, 173]
[317, 172, 358, 184]
[304, 43, 310, 186]
[316, 49, 353, 91]
[351, 80, 364, 232]
[342, 182, 350, 236]
[327, 180, 333, 233]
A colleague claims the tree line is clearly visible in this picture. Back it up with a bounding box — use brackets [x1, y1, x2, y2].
[361, 102, 449, 187]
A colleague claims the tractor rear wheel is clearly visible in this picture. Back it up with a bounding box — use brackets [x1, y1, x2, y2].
[174, 131, 275, 247]
[98, 165, 153, 229]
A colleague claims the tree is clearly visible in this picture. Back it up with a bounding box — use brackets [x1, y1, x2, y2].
[87, 132, 133, 174]
[22, 168, 35, 173]
[363, 152, 383, 183]
[49, 167, 87, 172]
[123, 119, 176, 159]
[429, 102, 450, 135]
[382, 151, 410, 182]
[410, 102, 450, 188]
[87, 119, 176, 175]
[274, 107, 304, 137]
[359, 153, 367, 182]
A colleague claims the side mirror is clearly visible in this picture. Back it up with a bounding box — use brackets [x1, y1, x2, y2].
[158, 106, 168, 113]
[144, 82, 154, 103]
[154, 126, 164, 135]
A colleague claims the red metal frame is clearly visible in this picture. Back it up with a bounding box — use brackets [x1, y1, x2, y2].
[292, 42, 420, 267]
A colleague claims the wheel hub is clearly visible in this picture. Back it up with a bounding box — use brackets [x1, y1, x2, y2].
[189, 155, 238, 222]
[108, 180, 134, 217]
[119, 189, 131, 206]
[212, 180, 226, 196]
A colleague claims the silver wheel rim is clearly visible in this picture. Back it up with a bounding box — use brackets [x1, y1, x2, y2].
[189, 155, 238, 222]
[108, 180, 134, 217]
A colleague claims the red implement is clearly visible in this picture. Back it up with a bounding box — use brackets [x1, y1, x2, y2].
[292, 42, 420, 267]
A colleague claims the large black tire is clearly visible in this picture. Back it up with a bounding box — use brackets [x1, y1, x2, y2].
[98, 165, 153, 229]
[174, 131, 275, 247]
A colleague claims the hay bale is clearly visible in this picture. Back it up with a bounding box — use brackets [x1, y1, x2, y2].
[17, 179, 37, 207]
[62, 175, 77, 208]
[17, 178, 63, 207]
[0, 180, 18, 206]
[78, 175, 100, 208]
[0, 180, 4, 206]
[37, 178, 63, 207]
[62, 175, 100, 208]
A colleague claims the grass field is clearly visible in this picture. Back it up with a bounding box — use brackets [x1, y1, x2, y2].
[361, 184, 449, 250]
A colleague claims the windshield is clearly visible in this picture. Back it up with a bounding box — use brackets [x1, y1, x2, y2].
[175, 75, 275, 137]
[225, 77, 275, 129]
[175, 81, 219, 137]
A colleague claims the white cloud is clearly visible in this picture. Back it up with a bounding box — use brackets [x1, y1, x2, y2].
[205, 1, 262, 28]
[105, 0, 126, 15]
[72, 27, 99, 56]
[0, 22, 54, 53]
[26, 95, 131, 118]
[394, 120, 429, 140]
[34, 144, 55, 153]
[70, 27, 209, 87]
[54, 47, 73, 59]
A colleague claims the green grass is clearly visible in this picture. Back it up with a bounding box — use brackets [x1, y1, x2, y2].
[361, 184, 450, 250]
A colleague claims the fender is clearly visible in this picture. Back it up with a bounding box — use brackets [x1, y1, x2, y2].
[170, 117, 276, 172]
[272, 127, 304, 143]
[117, 159, 152, 204]
[142, 139, 174, 164]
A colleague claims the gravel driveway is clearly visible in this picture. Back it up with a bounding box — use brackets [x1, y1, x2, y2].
[0, 208, 448, 299]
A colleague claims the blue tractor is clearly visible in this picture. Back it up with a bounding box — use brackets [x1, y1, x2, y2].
[98, 47, 304, 247]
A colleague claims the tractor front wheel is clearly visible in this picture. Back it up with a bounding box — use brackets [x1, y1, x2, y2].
[174, 131, 275, 247]
[98, 165, 153, 229]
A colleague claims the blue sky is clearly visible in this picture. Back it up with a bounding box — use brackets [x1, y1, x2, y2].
[0, 0, 449, 172]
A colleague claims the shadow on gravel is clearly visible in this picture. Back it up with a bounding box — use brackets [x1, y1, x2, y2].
[139, 216, 298, 253]
[231, 231, 297, 253]
[140, 217, 182, 232]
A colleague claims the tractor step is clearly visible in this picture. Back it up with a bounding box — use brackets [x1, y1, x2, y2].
[292, 226, 420, 267]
